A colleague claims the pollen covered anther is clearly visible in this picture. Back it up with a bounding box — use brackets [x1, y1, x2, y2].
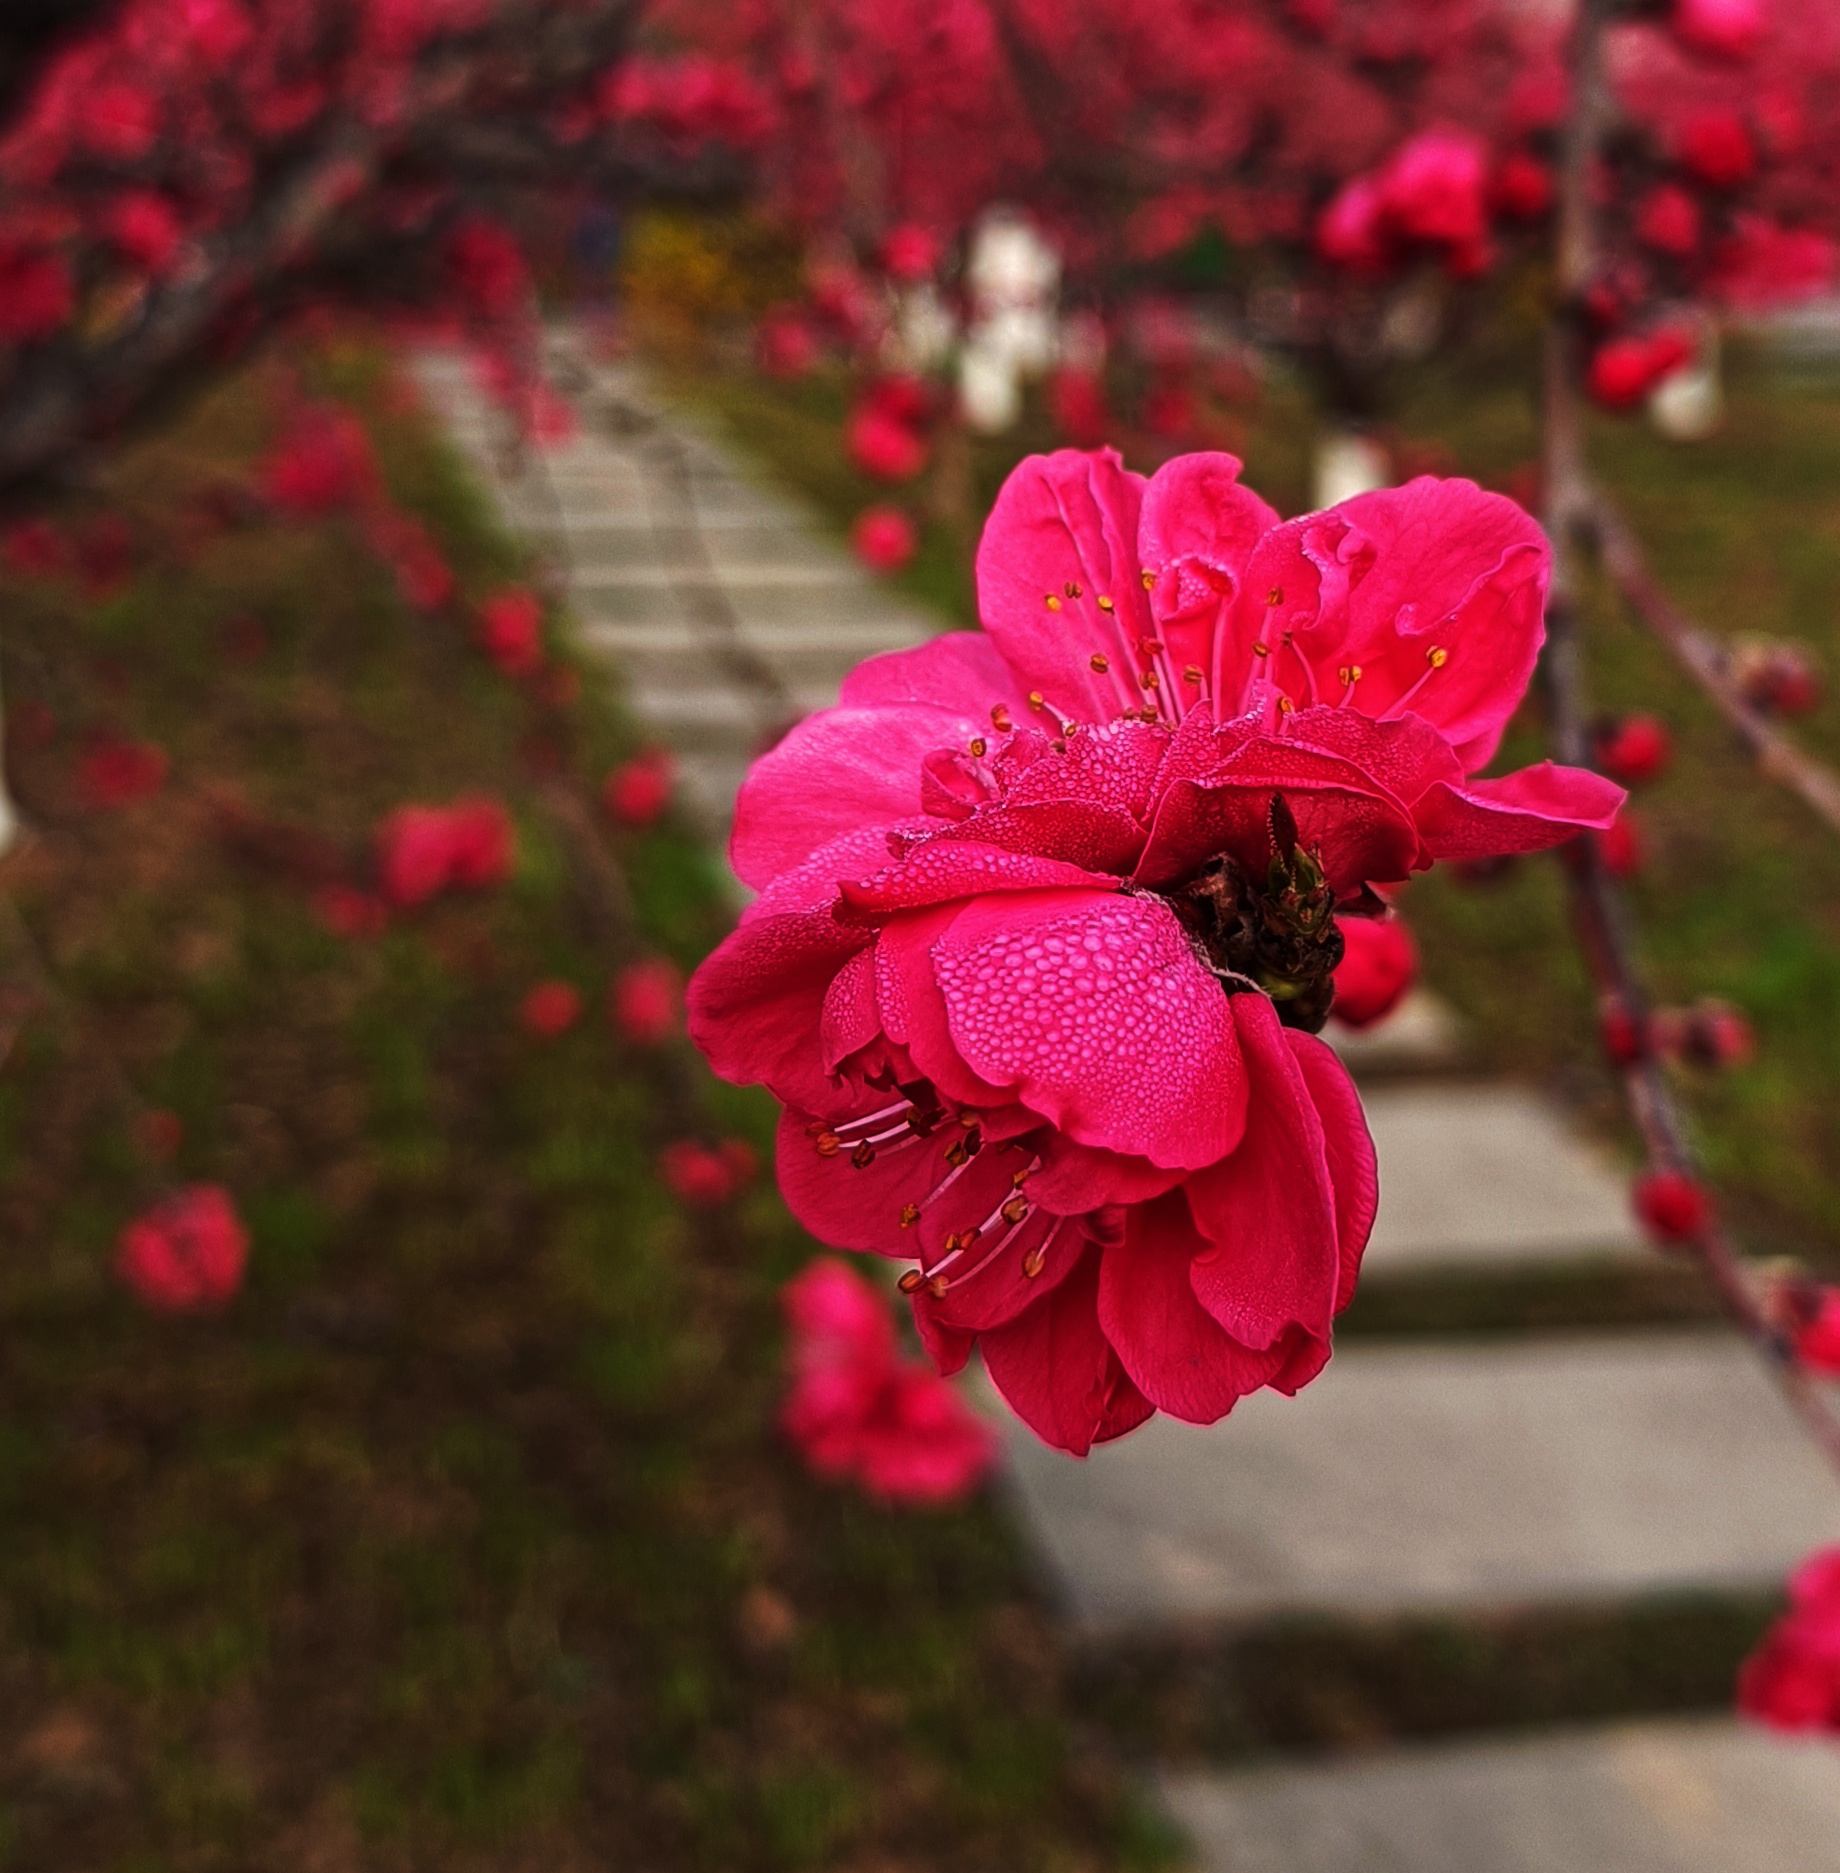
[1064, 581, 1083, 598]
[968, 737, 987, 758]
[1427, 646, 1449, 668]
[1045, 594, 1061, 611]
[899, 1203, 920, 1228]
[1027, 690, 1046, 711]
[814, 1132, 842, 1157]
[851, 1140, 875, 1167]
[1183, 664, 1204, 685]
[991, 704, 1012, 731]
[1140, 569, 1156, 590]
[1097, 595, 1115, 613]
[898, 1268, 926, 1293]
[1090, 653, 1110, 674]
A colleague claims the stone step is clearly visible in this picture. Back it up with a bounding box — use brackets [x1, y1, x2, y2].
[1360, 1082, 1641, 1273]
[996, 1333, 1840, 1630]
[1158, 1719, 1840, 1873]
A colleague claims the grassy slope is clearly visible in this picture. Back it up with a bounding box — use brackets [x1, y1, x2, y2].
[671, 347, 1840, 1273]
[0, 341, 1160, 1872]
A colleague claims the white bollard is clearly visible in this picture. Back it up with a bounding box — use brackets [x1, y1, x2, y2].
[1312, 425, 1392, 510]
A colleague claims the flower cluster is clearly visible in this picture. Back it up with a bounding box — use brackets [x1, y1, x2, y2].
[781, 1259, 998, 1505]
[1739, 1545, 1840, 1736]
[374, 795, 517, 908]
[690, 449, 1621, 1453]
[116, 1184, 249, 1313]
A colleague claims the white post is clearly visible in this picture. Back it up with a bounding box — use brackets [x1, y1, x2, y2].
[1312, 424, 1391, 510]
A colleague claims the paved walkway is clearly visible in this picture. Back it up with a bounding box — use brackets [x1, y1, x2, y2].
[412, 329, 1840, 1873]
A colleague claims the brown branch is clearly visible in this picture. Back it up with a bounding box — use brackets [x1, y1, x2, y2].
[1592, 496, 1840, 840]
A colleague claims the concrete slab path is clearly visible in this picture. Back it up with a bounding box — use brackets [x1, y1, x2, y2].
[1160, 1719, 1840, 1873]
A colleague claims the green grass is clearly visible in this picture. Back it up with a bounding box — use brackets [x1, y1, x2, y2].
[0, 338, 1160, 1872]
[669, 343, 1840, 1275]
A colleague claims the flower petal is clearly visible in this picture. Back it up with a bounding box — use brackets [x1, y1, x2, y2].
[974, 450, 1156, 724]
[1097, 1189, 1329, 1423]
[840, 631, 1027, 716]
[1140, 451, 1281, 697]
[1414, 763, 1625, 860]
[1284, 1028, 1379, 1312]
[838, 839, 1117, 919]
[978, 1240, 1153, 1455]
[1182, 994, 1341, 1353]
[687, 911, 870, 1111]
[932, 888, 1249, 1170]
[731, 702, 979, 889]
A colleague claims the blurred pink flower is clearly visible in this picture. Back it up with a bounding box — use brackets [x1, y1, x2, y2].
[522, 979, 584, 1038]
[603, 749, 675, 827]
[116, 1185, 248, 1313]
[661, 1137, 759, 1206]
[1739, 1546, 1840, 1734]
[781, 1260, 997, 1505]
[80, 736, 167, 809]
[1331, 915, 1418, 1030]
[478, 588, 545, 677]
[852, 506, 918, 575]
[611, 958, 682, 1045]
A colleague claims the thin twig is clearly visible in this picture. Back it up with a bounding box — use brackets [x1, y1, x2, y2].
[1592, 496, 1840, 839]
[1541, 0, 1840, 1483]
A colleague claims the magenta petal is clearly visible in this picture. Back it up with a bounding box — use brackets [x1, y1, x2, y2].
[686, 912, 869, 1111]
[1183, 995, 1340, 1352]
[974, 450, 1156, 724]
[819, 946, 881, 1072]
[1284, 1029, 1379, 1312]
[1098, 1191, 1322, 1423]
[731, 702, 979, 889]
[741, 824, 916, 923]
[874, 907, 1022, 1109]
[1330, 479, 1550, 769]
[840, 632, 1026, 715]
[932, 888, 1249, 1170]
[978, 1242, 1152, 1456]
[1415, 762, 1625, 860]
[838, 839, 1116, 919]
[1140, 452, 1281, 690]
[1030, 1136, 1188, 1213]
[937, 799, 1151, 875]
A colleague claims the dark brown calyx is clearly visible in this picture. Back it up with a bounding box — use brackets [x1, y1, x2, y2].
[1172, 793, 1344, 1034]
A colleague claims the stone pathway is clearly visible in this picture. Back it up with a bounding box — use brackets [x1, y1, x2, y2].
[412, 328, 1840, 1873]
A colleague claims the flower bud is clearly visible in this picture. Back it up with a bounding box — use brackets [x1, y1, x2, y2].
[1633, 1167, 1711, 1246]
[1593, 713, 1673, 785]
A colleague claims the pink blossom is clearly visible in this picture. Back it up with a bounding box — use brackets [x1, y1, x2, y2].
[0, 246, 74, 347]
[1594, 714, 1673, 785]
[757, 306, 819, 379]
[1730, 637, 1821, 717]
[781, 1259, 997, 1505]
[882, 224, 943, 281]
[365, 510, 455, 612]
[522, 979, 584, 1038]
[1673, 0, 1765, 62]
[852, 507, 918, 575]
[445, 217, 530, 321]
[1587, 332, 1693, 411]
[1331, 915, 1418, 1030]
[1679, 109, 1757, 188]
[661, 1137, 759, 1206]
[1634, 1167, 1710, 1244]
[1710, 219, 1838, 313]
[374, 796, 515, 907]
[603, 749, 675, 827]
[688, 449, 1620, 1455]
[1635, 185, 1702, 258]
[1794, 1291, 1840, 1377]
[846, 400, 929, 483]
[116, 1185, 248, 1313]
[1738, 1546, 1840, 1734]
[478, 589, 545, 677]
[1491, 153, 1553, 223]
[611, 958, 683, 1045]
[106, 191, 184, 276]
[445, 795, 516, 890]
[263, 408, 378, 515]
[1379, 129, 1490, 251]
[1316, 175, 1390, 273]
[80, 736, 168, 809]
